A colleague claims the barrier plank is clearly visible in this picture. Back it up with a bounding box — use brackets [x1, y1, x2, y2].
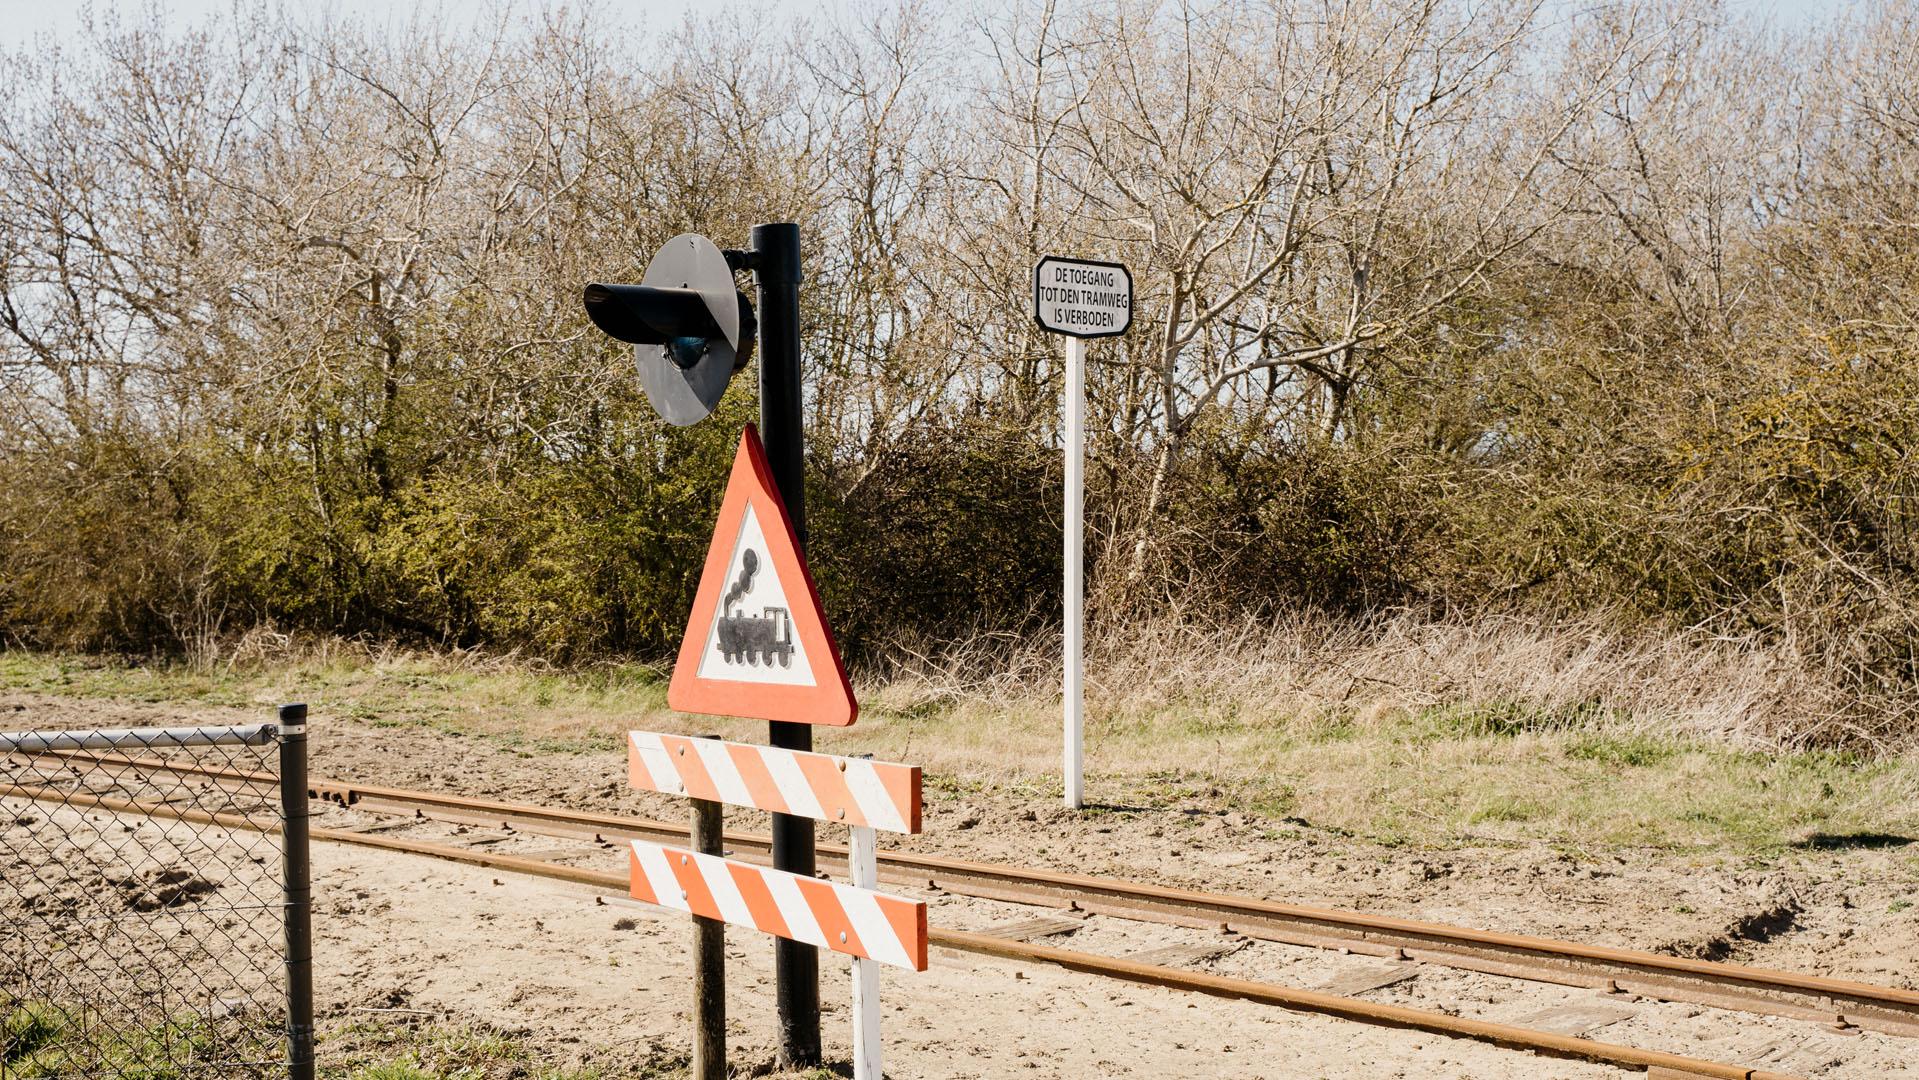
[629, 841, 928, 971]
[628, 731, 920, 834]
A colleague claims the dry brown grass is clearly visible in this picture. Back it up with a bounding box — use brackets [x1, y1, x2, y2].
[8, 613, 1917, 853]
[869, 608, 1895, 754]
[844, 612, 1919, 851]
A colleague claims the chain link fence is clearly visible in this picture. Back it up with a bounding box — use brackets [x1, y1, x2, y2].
[1, 707, 314, 1079]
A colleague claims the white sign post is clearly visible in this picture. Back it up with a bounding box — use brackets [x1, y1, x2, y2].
[849, 821, 881, 1079]
[1032, 256, 1132, 809]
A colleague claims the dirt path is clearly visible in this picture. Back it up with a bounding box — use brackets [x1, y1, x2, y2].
[312, 838, 1637, 1080]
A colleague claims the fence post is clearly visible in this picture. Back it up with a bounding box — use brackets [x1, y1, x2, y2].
[691, 734, 726, 1080]
[278, 702, 316, 1080]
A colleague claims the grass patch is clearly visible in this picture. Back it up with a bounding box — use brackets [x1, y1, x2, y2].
[1, 997, 667, 1079]
[327, 1016, 675, 1079]
[1414, 700, 1616, 740]
[2, 1001, 62, 1063]
[1467, 793, 1541, 825]
[0, 1008, 627, 1080]
[330, 1019, 608, 1079]
[6, 644, 1919, 862]
[0, 648, 665, 753]
[2, 1002, 229, 1079]
[1564, 733, 1678, 768]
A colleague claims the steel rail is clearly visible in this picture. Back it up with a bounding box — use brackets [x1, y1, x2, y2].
[18, 749, 1919, 1038]
[0, 779, 1799, 1080]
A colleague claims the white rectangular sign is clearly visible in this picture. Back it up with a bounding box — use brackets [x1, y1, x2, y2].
[1033, 256, 1132, 338]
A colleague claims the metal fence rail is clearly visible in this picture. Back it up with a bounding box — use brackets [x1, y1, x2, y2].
[1, 706, 314, 1079]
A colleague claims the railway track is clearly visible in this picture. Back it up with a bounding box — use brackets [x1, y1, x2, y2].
[13, 749, 1913, 1078]
[30, 747, 1916, 1039]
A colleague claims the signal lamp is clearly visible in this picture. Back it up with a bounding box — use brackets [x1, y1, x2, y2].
[583, 233, 756, 425]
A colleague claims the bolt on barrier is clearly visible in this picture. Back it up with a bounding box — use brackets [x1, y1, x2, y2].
[1, 705, 315, 1079]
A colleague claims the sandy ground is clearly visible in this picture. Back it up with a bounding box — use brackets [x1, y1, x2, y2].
[5, 689, 1918, 1078]
[314, 838, 1633, 1080]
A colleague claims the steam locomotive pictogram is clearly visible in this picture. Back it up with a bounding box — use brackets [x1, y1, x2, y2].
[714, 548, 795, 667]
[717, 605, 794, 666]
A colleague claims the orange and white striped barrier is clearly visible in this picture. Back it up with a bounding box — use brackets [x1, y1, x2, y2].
[628, 841, 928, 971]
[626, 730, 926, 1080]
[627, 731, 921, 834]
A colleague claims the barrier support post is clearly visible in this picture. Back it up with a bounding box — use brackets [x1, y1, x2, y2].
[849, 822, 881, 1079]
[692, 736, 726, 1080]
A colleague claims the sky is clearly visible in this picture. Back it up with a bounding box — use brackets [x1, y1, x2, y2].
[0, 0, 1861, 50]
[0, 0, 854, 50]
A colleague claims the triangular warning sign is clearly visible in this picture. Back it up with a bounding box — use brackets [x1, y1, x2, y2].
[668, 425, 857, 727]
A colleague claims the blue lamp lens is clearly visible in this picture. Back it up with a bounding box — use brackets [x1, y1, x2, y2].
[667, 336, 708, 369]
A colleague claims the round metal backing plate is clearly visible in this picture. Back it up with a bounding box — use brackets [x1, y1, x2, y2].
[635, 233, 740, 426]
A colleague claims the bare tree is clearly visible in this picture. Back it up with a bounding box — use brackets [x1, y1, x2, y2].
[951, 0, 1661, 581]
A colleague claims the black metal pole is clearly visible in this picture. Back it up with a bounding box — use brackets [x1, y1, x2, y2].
[750, 220, 820, 1068]
[752, 222, 807, 543]
[277, 702, 316, 1080]
[691, 734, 726, 1080]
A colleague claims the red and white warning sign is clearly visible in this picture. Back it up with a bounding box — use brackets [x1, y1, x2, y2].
[668, 425, 857, 726]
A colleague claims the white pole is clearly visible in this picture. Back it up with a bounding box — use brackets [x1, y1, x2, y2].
[1064, 333, 1086, 810]
[849, 823, 882, 1079]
